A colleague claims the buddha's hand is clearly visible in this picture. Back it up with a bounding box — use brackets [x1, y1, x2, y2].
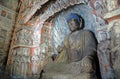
[80, 56, 95, 73]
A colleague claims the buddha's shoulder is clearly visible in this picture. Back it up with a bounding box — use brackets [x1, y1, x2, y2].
[67, 30, 95, 40]
[79, 30, 93, 34]
[71, 30, 94, 36]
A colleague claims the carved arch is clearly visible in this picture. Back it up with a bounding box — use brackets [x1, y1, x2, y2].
[35, 0, 89, 31]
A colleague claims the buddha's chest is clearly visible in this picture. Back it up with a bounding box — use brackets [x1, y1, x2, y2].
[68, 31, 86, 50]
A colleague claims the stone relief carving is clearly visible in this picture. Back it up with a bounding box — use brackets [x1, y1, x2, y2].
[14, 28, 40, 47]
[91, 0, 108, 42]
[10, 47, 41, 78]
[36, 0, 89, 30]
[6, 0, 45, 78]
[105, 0, 118, 11]
[97, 21, 120, 79]
[110, 21, 120, 78]
[16, 0, 49, 26]
[97, 40, 116, 79]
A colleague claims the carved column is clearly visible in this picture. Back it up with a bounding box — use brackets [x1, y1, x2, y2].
[6, 0, 47, 78]
[6, 25, 42, 78]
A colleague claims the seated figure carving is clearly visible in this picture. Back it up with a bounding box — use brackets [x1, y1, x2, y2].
[42, 13, 100, 79]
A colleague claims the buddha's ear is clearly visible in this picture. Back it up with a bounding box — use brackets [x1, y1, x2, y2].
[79, 18, 83, 28]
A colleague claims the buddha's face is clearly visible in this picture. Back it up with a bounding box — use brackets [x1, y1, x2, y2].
[68, 19, 82, 32]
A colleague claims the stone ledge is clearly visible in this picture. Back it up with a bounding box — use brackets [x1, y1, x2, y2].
[103, 8, 120, 19]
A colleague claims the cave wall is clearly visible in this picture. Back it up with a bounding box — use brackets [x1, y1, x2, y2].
[0, 1, 18, 72]
[0, 0, 19, 11]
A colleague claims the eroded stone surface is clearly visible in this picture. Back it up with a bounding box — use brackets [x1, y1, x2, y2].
[42, 56, 97, 79]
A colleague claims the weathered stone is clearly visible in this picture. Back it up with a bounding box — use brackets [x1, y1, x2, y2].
[0, 4, 17, 75]
[42, 56, 97, 79]
[55, 45, 68, 63]
[6, 27, 41, 78]
[38, 0, 87, 30]
[42, 73, 96, 79]
[41, 13, 99, 79]
[66, 30, 97, 63]
[110, 21, 120, 78]
[97, 40, 117, 79]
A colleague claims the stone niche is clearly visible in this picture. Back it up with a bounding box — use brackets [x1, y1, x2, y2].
[53, 3, 106, 53]
[42, 2, 102, 79]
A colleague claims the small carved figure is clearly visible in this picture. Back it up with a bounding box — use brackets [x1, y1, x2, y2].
[97, 40, 116, 79]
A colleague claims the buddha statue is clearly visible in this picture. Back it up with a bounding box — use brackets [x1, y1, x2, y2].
[42, 13, 100, 79]
[64, 13, 97, 63]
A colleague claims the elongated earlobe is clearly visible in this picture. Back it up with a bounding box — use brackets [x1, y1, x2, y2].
[80, 18, 82, 28]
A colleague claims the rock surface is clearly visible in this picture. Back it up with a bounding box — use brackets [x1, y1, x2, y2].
[42, 56, 97, 79]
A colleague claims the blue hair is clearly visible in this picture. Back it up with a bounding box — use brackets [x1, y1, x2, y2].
[66, 13, 80, 23]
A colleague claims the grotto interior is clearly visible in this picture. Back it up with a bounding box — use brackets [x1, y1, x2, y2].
[0, 0, 120, 79]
